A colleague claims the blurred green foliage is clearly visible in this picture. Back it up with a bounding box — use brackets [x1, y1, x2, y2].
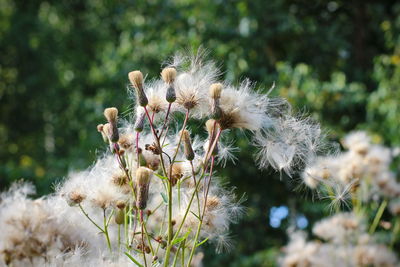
[1, 0, 400, 265]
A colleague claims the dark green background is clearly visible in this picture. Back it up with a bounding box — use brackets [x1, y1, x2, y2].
[1, 0, 399, 265]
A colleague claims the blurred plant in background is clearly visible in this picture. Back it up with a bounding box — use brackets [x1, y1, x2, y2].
[1, 0, 400, 266]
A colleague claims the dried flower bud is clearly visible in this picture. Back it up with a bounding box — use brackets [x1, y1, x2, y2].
[129, 70, 148, 107]
[114, 208, 125, 225]
[134, 108, 146, 132]
[97, 124, 108, 143]
[211, 99, 223, 120]
[97, 124, 104, 132]
[181, 130, 195, 161]
[136, 167, 152, 210]
[161, 67, 177, 84]
[209, 83, 223, 99]
[205, 119, 220, 156]
[104, 108, 119, 143]
[104, 107, 118, 122]
[161, 67, 177, 103]
[145, 246, 151, 254]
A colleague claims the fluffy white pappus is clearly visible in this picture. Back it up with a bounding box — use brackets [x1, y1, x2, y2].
[341, 131, 371, 155]
[58, 155, 130, 210]
[301, 131, 400, 201]
[312, 212, 363, 243]
[254, 115, 323, 176]
[217, 80, 273, 131]
[281, 214, 399, 267]
[279, 231, 321, 267]
[0, 183, 93, 266]
[143, 79, 170, 119]
[216, 137, 240, 167]
[168, 51, 220, 118]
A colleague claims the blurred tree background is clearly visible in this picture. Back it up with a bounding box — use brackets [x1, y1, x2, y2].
[1, 0, 399, 266]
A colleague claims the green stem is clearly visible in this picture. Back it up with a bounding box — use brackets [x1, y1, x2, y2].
[390, 217, 400, 248]
[187, 156, 216, 267]
[369, 199, 388, 234]
[78, 204, 103, 232]
[164, 109, 190, 267]
[103, 209, 112, 253]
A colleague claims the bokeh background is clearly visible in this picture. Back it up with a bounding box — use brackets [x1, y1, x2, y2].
[1, 0, 399, 266]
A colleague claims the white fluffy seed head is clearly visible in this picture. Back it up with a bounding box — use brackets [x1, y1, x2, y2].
[161, 67, 177, 84]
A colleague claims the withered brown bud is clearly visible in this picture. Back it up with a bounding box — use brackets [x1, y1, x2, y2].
[129, 70, 148, 107]
[181, 130, 195, 161]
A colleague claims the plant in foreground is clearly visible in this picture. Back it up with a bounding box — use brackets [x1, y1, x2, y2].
[281, 131, 400, 267]
[0, 52, 323, 266]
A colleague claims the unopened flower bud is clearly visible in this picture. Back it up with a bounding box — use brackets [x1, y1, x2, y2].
[129, 70, 148, 107]
[209, 83, 223, 100]
[161, 67, 177, 103]
[97, 124, 108, 143]
[104, 107, 118, 122]
[181, 130, 195, 161]
[134, 108, 146, 132]
[136, 167, 152, 210]
[205, 119, 220, 156]
[104, 108, 119, 143]
[114, 208, 125, 225]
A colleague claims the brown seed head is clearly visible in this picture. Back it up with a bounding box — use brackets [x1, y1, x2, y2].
[68, 191, 86, 205]
[206, 196, 220, 211]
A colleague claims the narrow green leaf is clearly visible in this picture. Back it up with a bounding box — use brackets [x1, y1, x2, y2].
[124, 252, 144, 267]
[161, 192, 168, 204]
[196, 237, 210, 248]
[171, 229, 191, 246]
[154, 172, 168, 180]
[190, 211, 201, 221]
